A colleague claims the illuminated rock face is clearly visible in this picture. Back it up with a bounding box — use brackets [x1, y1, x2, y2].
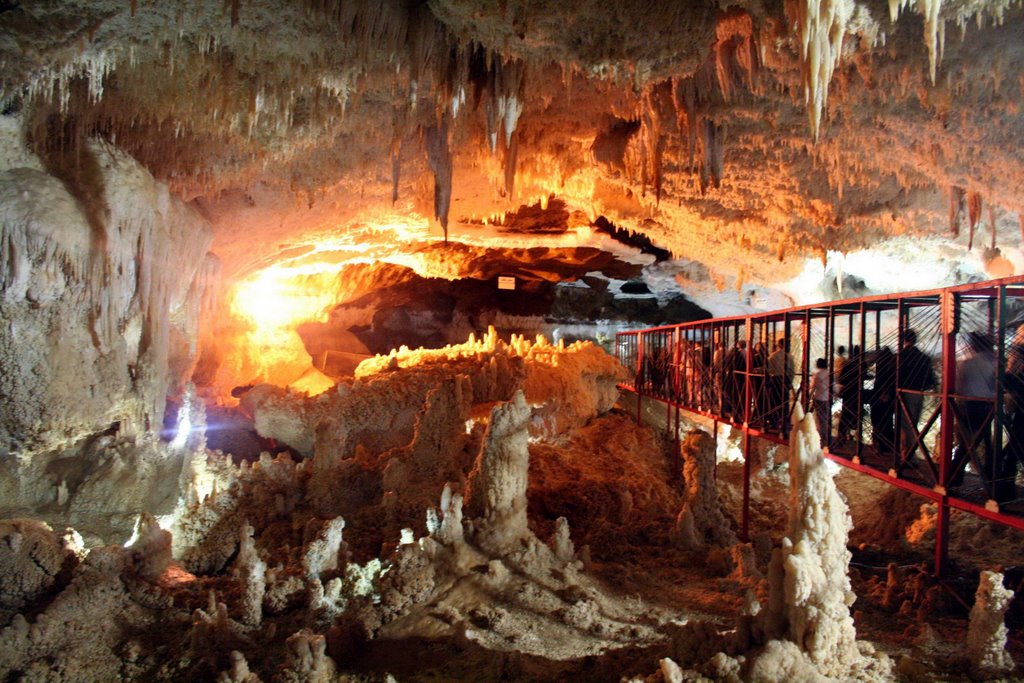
[0, 138, 215, 455]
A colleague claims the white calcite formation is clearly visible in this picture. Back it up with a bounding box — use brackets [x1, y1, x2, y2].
[758, 403, 861, 676]
[653, 404, 893, 682]
[240, 328, 626, 524]
[4, 338, 652, 680]
[0, 128, 216, 455]
[966, 570, 1015, 677]
[0, 124, 218, 545]
[0, 520, 79, 624]
[465, 391, 533, 552]
[233, 522, 266, 627]
[126, 511, 172, 581]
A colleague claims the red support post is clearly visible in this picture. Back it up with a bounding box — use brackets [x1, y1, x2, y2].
[742, 429, 751, 542]
[673, 327, 682, 447]
[636, 334, 644, 426]
[935, 290, 957, 576]
[742, 318, 753, 542]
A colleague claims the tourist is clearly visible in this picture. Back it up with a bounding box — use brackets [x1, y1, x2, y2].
[954, 331, 996, 490]
[897, 329, 936, 460]
[869, 346, 896, 455]
[766, 339, 793, 430]
[724, 339, 748, 421]
[838, 345, 866, 444]
[811, 357, 831, 447]
[999, 326, 1024, 503]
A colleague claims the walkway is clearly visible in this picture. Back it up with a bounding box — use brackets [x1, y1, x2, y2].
[615, 275, 1024, 575]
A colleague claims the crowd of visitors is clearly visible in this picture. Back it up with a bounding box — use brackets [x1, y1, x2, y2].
[631, 324, 1020, 504]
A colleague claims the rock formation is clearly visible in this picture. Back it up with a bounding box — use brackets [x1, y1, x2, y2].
[967, 570, 1016, 678]
[674, 428, 738, 550]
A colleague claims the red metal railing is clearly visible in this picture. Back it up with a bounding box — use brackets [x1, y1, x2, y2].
[616, 275, 1024, 576]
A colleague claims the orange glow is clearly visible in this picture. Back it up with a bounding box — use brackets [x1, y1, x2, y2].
[221, 213, 439, 395]
[217, 207, 636, 397]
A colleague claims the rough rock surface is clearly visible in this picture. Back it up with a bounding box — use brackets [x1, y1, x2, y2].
[966, 570, 1016, 678]
[674, 429, 738, 550]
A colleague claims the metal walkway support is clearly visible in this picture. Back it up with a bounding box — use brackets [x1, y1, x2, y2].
[616, 275, 1024, 576]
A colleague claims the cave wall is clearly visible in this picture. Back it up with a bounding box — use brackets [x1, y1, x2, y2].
[0, 117, 217, 457]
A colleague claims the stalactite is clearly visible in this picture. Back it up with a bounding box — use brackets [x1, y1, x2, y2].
[989, 199, 996, 249]
[949, 186, 964, 236]
[967, 190, 983, 251]
[642, 82, 674, 205]
[425, 114, 452, 242]
[504, 132, 518, 200]
[672, 77, 698, 173]
[795, 0, 853, 141]
[917, 0, 943, 83]
[390, 139, 401, 205]
[698, 118, 725, 194]
[712, 9, 758, 102]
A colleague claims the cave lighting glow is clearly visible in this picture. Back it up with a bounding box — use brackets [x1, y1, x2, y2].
[222, 207, 650, 396]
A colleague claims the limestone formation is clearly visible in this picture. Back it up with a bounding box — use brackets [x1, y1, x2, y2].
[234, 522, 266, 627]
[465, 391, 533, 551]
[674, 429, 738, 550]
[967, 570, 1016, 678]
[756, 404, 865, 678]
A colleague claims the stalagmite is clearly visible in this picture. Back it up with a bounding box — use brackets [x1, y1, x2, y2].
[0, 520, 78, 619]
[466, 391, 532, 551]
[126, 511, 172, 581]
[551, 516, 575, 563]
[302, 518, 345, 580]
[674, 429, 737, 550]
[966, 570, 1015, 677]
[218, 651, 264, 683]
[234, 522, 266, 627]
[759, 403, 864, 677]
[279, 629, 336, 683]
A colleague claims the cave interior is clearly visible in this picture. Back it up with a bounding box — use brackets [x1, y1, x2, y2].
[0, 0, 1023, 680]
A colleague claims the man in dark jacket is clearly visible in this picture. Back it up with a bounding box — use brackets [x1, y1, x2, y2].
[897, 329, 936, 460]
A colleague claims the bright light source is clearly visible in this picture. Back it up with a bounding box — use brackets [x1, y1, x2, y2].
[171, 394, 192, 450]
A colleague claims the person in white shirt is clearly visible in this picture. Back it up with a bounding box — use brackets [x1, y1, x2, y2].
[810, 357, 831, 448]
[955, 331, 997, 489]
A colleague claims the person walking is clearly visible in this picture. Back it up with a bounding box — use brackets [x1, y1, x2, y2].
[810, 358, 832, 447]
[767, 339, 793, 430]
[998, 326, 1024, 503]
[954, 331, 996, 490]
[869, 346, 897, 455]
[897, 329, 936, 460]
[838, 345, 864, 444]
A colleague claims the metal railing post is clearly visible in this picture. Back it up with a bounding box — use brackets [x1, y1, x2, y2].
[742, 318, 753, 542]
[994, 286, 1007, 504]
[935, 290, 958, 576]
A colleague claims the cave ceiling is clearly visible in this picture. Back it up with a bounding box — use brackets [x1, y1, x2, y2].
[1, 0, 1022, 285]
